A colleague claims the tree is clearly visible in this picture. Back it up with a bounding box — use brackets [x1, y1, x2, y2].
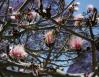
[0, 0, 99, 77]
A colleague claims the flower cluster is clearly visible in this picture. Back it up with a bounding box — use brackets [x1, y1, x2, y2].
[9, 44, 27, 59]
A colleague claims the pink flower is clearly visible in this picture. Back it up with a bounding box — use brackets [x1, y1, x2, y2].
[74, 14, 84, 26]
[68, 36, 83, 50]
[9, 45, 27, 59]
[44, 30, 55, 47]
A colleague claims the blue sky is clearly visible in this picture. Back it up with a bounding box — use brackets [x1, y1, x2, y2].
[76, 0, 99, 14]
[67, 0, 99, 14]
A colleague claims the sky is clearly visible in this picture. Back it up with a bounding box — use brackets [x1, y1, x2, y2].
[67, 0, 99, 14]
[77, 0, 99, 14]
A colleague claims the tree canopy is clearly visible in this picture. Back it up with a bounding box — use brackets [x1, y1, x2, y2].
[0, 0, 99, 77]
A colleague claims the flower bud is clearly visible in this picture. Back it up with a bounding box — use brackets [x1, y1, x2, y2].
[44, 30, 55, 47]
[68, 36, 83, 51]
